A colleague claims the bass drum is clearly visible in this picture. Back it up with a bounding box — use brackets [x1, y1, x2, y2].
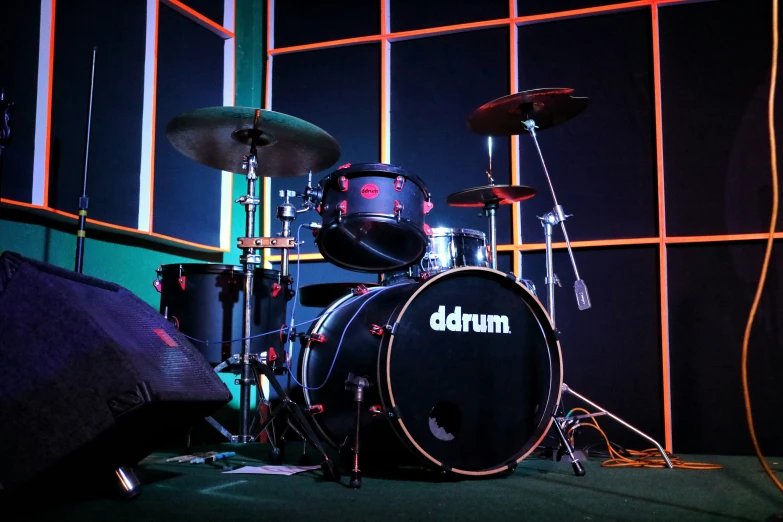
[299, 267, 561, 475]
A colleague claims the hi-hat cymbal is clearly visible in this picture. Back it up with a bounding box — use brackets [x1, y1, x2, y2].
[166, 106, 341, 176]
[446, 184, 536, 207]
[467, 88, 588, 136]
[299, 282, 380, 308]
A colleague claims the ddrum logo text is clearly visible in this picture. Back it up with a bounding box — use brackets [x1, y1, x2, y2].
[429, 306, 511, 334]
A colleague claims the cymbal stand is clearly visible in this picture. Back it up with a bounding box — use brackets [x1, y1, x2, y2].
[203, 145, 339, 480]
[483, 137, 498, 269]
[521, 118, 672, 472]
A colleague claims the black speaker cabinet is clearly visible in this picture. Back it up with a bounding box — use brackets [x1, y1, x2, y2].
[0, 251, 232, 494]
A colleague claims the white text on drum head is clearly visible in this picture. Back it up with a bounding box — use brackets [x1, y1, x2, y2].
[429, 306, 511, 334]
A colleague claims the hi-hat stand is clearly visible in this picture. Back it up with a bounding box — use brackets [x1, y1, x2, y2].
[203, 130, 339, 480]
[521, 118, 673, 474]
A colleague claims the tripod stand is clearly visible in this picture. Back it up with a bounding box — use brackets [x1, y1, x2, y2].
[521, 118, 673, 474]
[203, 141, 339, 481]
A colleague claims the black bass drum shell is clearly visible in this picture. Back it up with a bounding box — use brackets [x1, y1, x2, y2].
[315, 163, 431, 273]
[157, 264, 287, 364]
[299, 267, 562, 475]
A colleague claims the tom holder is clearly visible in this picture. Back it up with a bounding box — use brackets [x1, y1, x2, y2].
[520, 117, 672, 474]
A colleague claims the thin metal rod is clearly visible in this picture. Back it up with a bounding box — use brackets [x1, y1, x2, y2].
[239, 155, 258, 443]
[488, 206, 497, 270]
[74, 47, 97, 274]
[563, 383, 673, 468]
[543, 220, 555, 326]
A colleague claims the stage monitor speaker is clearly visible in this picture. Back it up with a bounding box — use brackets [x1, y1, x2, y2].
[0, 251, 232, 495]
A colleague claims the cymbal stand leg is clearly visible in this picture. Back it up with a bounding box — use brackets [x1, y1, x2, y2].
[523, 119, 591, 312]
[483, 201, 499, 270]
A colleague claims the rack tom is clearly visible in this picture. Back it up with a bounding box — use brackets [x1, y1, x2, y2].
[315, 163, 432, 273]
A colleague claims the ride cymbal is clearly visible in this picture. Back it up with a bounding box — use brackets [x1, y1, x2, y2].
[166, 106, 341, 176]
[446, 184, 536, 207]
[467, 88, 588, 136]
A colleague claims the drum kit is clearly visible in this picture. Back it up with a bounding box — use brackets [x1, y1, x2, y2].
[158, 88, 671, 487]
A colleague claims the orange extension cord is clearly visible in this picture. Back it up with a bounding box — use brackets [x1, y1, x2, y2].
[741, 0, 783, 494]
[566, 408, 722, 470]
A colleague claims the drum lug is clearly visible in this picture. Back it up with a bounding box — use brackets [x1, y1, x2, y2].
[394, 200, 404, 222]
[308, 404, 324, 415]
[369, 324, 384, 336]
[423, 224, 433, 236]
[309, 333, 325, 344]
[337, 200, 347, 221]
[178, 276, 186, 291]
[152, 279, 162, 293]
[337, 163, 351, 170]
[352, 284, 370, 296]
[394, 176, 405, 192]
[272, 282, 282, 297]
[423, 201, 434, 214]
[338, 175, 349, 191]
[369, 405, 400, 419]
[267, 347, 277, 362]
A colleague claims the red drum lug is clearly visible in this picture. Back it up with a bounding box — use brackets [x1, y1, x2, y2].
[153, 279, 162, 292]
[271, 282, 282, 297]
[338, 175, 349, 191]
[369, 405, 383, 416]
[394, 176, 405, 191]
[337, 200, 347, 216]
[423, 201, 434, 214]
[309, 404, 324, 414]
[177, 276, 186, 291]
[423, 224, 433, 236]
[267, 347, 277, 362]
[337, 163, 351, 170]
[352, 284, 369, 296]
[309, 333, 325, 344]
[369, 324, 384, 336]
[316, 204, 321, 214]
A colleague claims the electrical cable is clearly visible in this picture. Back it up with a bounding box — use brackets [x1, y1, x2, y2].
[741, 0, 783, 494]
[566, 408, 722, 470]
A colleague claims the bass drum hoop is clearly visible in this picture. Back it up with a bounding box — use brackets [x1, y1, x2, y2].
[379, 266, 563, 476]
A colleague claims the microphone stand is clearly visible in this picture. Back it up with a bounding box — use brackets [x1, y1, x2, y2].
[75, 47, 97, 274]
[520, 117, 672, 473]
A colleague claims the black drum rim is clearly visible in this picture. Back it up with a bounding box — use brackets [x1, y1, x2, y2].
[380, 266, 563, 476]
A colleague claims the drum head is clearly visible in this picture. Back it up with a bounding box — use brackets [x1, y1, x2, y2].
[318, 218, 428, 272]
[381, 267, 561, 474]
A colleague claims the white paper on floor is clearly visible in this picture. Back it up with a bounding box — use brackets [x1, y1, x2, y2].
[222, 465, 321, 475]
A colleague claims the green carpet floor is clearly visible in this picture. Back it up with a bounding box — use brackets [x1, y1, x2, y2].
[9, 444, 783, 521]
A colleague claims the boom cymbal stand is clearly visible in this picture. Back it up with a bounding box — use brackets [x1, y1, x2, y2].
[203, 142, 340, 481]
[520, 118, 672, 474]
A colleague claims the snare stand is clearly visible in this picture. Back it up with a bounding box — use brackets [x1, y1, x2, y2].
[203, 142, 339, 481]
[521, 118, 672, 474]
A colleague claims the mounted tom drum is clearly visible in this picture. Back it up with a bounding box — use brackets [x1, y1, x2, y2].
[315, 163, 433, 273]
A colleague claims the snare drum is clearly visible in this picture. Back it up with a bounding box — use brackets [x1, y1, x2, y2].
[315, 163, 433, 273]
[381, 227, 488, 285]
[423, 227, 488, 275]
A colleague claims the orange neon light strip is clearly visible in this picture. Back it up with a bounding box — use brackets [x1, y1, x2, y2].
[161, 0, 234, 38]
[651, 3, 672, 452]
[1, 199, 227, 252]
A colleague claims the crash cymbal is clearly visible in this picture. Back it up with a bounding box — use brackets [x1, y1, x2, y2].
[467, 88, 588, 136]
[446, 184, 536, 207]
[166, 106, 341, 176]
[299, 282, 380, 308]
